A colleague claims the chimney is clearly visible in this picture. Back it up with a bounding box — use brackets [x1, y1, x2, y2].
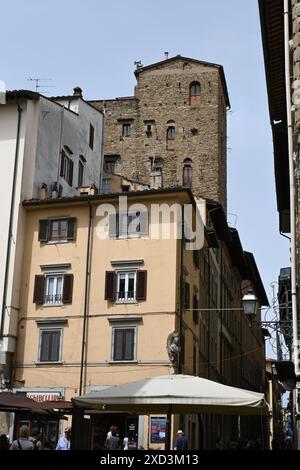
[40, 183, 48, 200]
[73, 86, 83, 98]
[164, 52, 169, 60]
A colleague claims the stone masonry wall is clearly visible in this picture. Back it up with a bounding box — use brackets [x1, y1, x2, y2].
[91, 57, 228, 212]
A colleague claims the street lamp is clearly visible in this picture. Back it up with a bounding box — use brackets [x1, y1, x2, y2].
[242, 291, 259, 319]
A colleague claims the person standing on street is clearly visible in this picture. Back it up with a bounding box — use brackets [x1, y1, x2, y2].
[174, 430, 188, 450]
[55, 427, 71, 450]
[10, 425, 35, 450]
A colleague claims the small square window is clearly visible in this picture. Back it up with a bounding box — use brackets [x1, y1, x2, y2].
[122, 123, 131, 137]
[39, 328, 62, 362]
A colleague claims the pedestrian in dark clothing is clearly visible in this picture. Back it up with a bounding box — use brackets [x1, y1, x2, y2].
[107, 429, 120, 450]
[174, 430, 188, 450]
[0, 434, 9, 450]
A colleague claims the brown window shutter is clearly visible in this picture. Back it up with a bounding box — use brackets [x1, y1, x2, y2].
[68, 160, 74, 186]
[105, 271, 115, 301]
[38, 220, 49, 242]
[124, 329, 134, 360]
[63, 274, 74, 303]
[113, 329, 124, 360]
[33, 275, 45, 304]
[67, 218, 76, 240]
[136, 270, 147, 301]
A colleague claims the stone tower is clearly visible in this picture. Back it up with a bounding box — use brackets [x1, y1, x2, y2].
[91, 55, 230, 212]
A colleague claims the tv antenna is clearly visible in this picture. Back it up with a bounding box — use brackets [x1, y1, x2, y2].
[27, 77, 55, 94]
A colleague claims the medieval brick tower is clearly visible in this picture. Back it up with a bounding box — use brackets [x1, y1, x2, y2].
[91, 55, 230, 213]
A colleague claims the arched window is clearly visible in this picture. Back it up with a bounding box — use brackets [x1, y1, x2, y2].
[189, 81, 201, 105]
[167, 126, 175, 140]
[183, 159, 192, 188]
[166, 126, 175, 150]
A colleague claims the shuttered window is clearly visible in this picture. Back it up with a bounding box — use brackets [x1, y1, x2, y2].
[60, 149, 74, 186]
[38, 218, 76, 242]
[136, 271, 147, 301]
[33, 274, 73, 305]
[89, 124, 94, 149]
[33, 275, 45, 304]
[105, 271, 116, 301]
[105, 270, 147, 303]
[113, 328, 135, 361]
[108, 213, 149, 239]
[62, 274, 73, 303]
[39, 329, 61, 362]
[193, 294, 199, 324]
[184, 282, 190, 310]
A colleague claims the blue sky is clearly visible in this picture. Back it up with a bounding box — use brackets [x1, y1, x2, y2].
[1, 0, 288, 344]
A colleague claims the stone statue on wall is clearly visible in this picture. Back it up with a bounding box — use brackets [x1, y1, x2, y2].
[167, 332, 180, 364]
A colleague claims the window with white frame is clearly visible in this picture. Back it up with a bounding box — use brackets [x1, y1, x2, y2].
[116, 271, 136, 302]
[39, 328, 62, 362]
[78, 157, 85, 187]
[60, 149, 74, 186]
[44, 275, 64, 305]
[112, 326, 136, 361]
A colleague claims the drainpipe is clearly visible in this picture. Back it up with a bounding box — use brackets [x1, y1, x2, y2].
[79, 200, 93, 395]
[99, 107, 106, 193]
[178, 206, 185, 374]
[1, 100, 23, 338]
[56, 106, 64, 187]
[284, 0, 299, 376]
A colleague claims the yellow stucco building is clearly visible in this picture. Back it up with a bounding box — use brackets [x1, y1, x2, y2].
[13, 188, 268, 449]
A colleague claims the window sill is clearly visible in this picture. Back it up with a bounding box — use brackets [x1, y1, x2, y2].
[113, 235, 148, 240]
[115, 300, 138, 305]
[35, 361, 63, 366]
[41, 303, 64, 308]
[42, 240, 69, 245]
[108, 361, 138, 365]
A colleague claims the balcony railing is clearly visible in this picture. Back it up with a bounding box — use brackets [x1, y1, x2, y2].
[116, 291, 136, 302]
[44, 294, 63, 305]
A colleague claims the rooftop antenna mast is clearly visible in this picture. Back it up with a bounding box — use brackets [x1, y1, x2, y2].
[27, 77, 55, 94]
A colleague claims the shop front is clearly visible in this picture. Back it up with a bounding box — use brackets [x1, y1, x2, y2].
[12, 387, 66, 448]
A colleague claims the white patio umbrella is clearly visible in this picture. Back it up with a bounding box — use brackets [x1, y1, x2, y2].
[72, 374, 269, 416]
[72, 375, 269, 449]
